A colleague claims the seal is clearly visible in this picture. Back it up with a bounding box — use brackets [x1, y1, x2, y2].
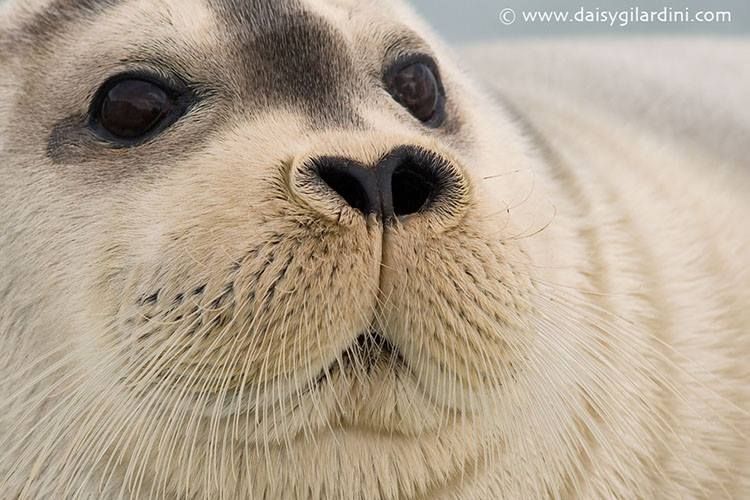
[1, 0, 748, 498]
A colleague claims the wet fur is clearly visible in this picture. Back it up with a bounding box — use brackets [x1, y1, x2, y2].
[1, 0, 749, 498]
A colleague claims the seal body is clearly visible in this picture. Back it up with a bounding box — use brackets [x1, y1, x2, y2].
[1, 1, 748, 498]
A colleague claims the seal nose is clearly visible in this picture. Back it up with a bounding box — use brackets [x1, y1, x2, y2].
[314, 158, 379, 216]
[313, 146, 446, 219]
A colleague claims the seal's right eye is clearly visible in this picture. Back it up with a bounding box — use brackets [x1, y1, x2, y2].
[91, 77, 178, 144]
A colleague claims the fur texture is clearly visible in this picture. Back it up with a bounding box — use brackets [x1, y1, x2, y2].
[0, 0, 748, 498]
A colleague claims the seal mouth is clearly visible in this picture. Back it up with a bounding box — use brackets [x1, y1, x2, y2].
[315, 329, 404, 385]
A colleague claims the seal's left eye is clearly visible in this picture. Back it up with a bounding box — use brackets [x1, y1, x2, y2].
[385, 57, 444, 126]
[93, 78, 176, 142]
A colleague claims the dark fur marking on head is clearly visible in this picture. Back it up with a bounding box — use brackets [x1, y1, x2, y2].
[210, 0, 361, 126]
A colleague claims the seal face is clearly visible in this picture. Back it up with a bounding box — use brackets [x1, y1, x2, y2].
[1, 1, 748, 498]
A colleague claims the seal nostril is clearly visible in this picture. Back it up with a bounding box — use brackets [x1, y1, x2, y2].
[391, 160, 439, 216]
[314, 159, 378, 216]
[318, 167, 368, 213]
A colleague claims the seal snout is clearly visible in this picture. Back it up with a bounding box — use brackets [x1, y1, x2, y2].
[308, 146, 463, 221]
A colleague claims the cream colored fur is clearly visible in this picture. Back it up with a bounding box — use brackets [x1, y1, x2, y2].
[0, 0, 748, 498]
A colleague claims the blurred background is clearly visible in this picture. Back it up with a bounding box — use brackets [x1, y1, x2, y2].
[407, 0, 749, 41]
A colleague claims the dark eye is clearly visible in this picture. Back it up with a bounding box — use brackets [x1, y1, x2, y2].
[385, 58, 444, 126]
[92, 77, 178, 142]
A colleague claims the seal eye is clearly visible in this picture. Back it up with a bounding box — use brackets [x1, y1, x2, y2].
[385, 59, 443, 125]
[95, 78, 175, 141]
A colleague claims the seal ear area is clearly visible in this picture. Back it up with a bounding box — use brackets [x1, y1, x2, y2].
[0, 0, 121, 51]
[0, 0, 28, 55]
